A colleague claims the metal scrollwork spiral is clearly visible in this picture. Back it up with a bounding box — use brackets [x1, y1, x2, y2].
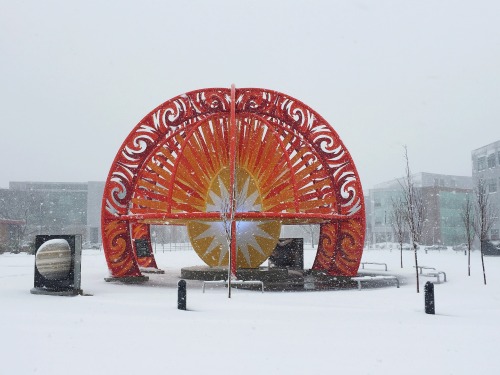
[101, 87, 365, 279]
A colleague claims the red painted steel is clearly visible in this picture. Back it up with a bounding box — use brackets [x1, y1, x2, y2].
[101, 86, 366, 279]
[229, 84, 237, 277]
[131, 223, 158, 269]
[120, 211, 353, 222]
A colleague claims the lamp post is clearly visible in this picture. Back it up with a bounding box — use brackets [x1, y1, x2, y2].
[39, 203, 43, 234]
[384, 210, 389, 247]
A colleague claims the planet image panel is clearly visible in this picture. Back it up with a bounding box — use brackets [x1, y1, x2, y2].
[35, 239, 72, 280]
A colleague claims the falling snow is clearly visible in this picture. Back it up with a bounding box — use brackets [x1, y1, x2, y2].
[1, 247, 500, 374]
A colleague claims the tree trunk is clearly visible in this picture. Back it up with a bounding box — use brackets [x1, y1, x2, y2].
[480, 241, 487, 285]
[414, 244, 420, 293]
[467, 247, 471, 276]
[400, 244, 403, 268]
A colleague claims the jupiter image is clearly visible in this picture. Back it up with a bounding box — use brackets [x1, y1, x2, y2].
[35, 239, 72, 280]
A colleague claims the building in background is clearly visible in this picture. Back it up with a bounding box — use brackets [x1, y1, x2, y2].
[0, 180, 326, 250]
[364, 194, 372, 246]
[4, 153, 497, 251]
[471, 140, 500, 240]
[0, 218, 24, 252]
[368, 173, 473, 246]
[86, 181, 105, 244]
[0, 181, 104, 247]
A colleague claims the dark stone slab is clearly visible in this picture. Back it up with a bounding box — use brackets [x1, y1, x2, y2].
[104, 275, 149, 283]
[30, 288, 82, 296]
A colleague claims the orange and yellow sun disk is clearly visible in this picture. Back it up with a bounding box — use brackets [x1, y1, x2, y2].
[188, 167, 281, 268]
[101, 87, 366, 279]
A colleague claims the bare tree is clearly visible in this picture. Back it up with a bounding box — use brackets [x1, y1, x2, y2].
[300, 224, 320, 248]
[390, 196, 407, 268]
[473, 178, 497, 285]
[217, 172, 239, 298]
[401, 146, 426, 293]
[460, 193, 475, 276]
[0, 192, 37, 247]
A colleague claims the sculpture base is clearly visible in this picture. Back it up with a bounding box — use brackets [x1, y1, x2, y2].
[30, 288, 82, 296]
[181, 265, 289, 283]
[140, 267, 165, 274]
[180, 266, 355, 291]
[104, 276, 149, 283]
[180, 266, 399, 291]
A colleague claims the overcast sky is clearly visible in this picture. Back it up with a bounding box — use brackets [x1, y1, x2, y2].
[1, 0, 499, 193]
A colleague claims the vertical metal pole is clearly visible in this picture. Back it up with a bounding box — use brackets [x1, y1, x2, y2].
[227, 84, 237, 298]
[230, 219, 237, 276]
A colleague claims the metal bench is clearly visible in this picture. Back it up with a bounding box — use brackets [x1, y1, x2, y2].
[202, 279, 264, 293]
[351, 275, 399, 290]
[414, 265, 436, 274]
[414, 266, 447, 283]
[420, 271, 447, 283]
[361, 262, 388, 271]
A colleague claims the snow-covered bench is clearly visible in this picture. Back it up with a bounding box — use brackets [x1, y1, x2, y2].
[414, 266, 447, 283]
[360, 262, 388, 271]
[351, 275, 399, 290]
[420, 271, 447, 283]
[202, 279, 264, 293]
[414, 265, 436, 274]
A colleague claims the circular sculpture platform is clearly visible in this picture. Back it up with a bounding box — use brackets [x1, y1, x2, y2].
[179, 266, 401, 291]
[181, 265, 289, 283]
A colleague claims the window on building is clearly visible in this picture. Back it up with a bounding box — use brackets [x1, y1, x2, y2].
[90, 227, 99, 243]
[488, 179, 497, 193]
[491, 229, 499, 240]
[487, 154, 496, 168]
[477, 156, 486, 171]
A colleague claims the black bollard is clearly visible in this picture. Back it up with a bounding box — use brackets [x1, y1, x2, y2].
[424, 281, 435, 314]
[178, 279, 187, 310]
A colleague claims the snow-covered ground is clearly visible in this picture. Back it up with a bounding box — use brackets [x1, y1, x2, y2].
[1, 246, 499, 375]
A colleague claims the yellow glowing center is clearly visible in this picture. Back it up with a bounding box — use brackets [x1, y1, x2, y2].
[187, 167, 281, 268]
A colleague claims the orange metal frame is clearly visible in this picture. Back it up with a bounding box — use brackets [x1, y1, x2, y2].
[101, 86, 365, 279]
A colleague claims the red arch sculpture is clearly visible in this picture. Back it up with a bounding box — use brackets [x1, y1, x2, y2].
[102, 86, 365, 279]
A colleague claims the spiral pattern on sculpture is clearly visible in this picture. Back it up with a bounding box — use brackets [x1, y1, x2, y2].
[102, 87, 365, 278]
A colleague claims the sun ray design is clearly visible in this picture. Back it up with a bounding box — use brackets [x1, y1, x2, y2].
[188, 167, 281, 268]
[102, 87, 366, 279]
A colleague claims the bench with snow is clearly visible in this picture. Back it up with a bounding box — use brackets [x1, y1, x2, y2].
[414, 265, 436, 274]
[202, 279, 264, 293]
[351, 275, 399, 290]
[360, 262, 388, 271]
[421, 271, 447, 283]
[414, 266, 447, 283]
